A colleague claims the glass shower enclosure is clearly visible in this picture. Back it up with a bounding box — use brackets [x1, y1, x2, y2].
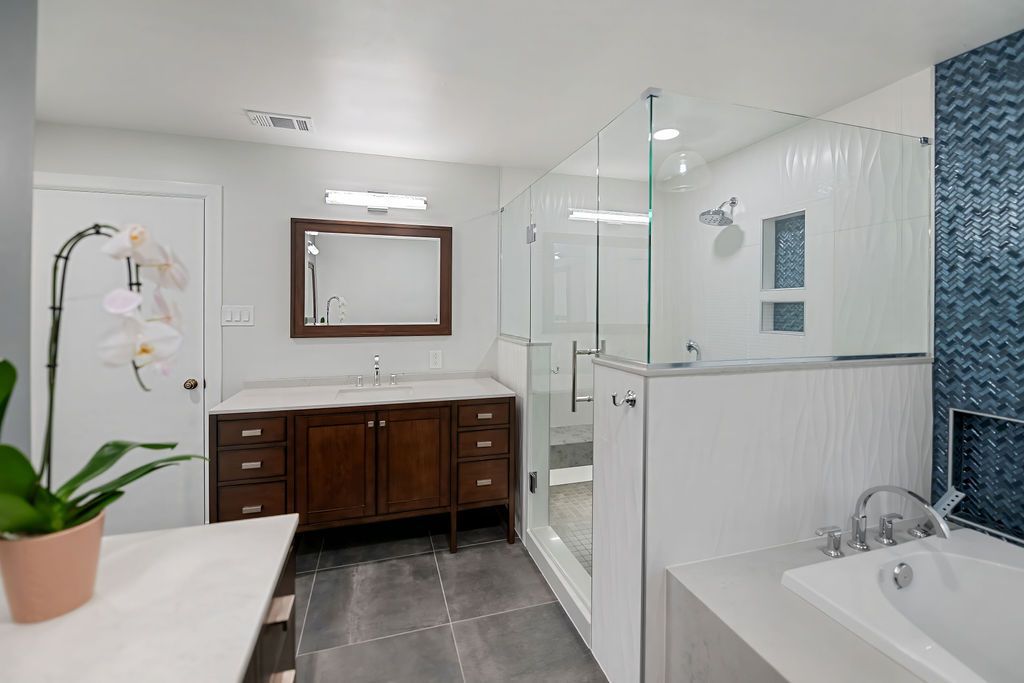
[498, 88, 931, 639]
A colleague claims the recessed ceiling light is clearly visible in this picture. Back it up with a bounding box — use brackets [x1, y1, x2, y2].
[653, 128, 680, 141]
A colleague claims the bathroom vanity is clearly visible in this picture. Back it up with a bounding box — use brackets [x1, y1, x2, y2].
[208, 377, 516, 551]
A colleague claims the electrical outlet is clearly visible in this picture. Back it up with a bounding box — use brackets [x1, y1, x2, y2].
[429, 350, 443, 369]
[221, 305, 254, 326]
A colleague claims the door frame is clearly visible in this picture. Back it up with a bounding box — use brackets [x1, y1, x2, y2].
[33, 172, 223, 522]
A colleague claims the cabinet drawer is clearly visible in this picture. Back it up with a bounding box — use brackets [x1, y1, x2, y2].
[218, 482, 286, 521]
[218, 447, 286, 482]
[457, 428, 509, 458]
[458, 459, 509, 504]
[218, 417, 286, 446]
[457, 402, 509, 428]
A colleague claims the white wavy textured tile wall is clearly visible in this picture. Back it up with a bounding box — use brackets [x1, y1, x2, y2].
[638, 360, 932, 683]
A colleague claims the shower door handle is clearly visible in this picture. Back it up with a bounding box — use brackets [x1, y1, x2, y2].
[571, 339, 604, 413]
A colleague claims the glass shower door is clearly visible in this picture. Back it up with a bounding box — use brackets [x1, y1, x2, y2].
[525, 138, 600, 613]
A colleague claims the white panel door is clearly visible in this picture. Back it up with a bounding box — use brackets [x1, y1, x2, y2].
[31, 188, 207, 534]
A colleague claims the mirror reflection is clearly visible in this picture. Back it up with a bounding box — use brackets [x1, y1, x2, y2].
[304, 231, 442, 326]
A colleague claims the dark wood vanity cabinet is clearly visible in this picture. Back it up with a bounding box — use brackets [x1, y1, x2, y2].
[210, 396, 514, 552]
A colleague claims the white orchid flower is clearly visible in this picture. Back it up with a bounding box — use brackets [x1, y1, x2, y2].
[152, 288, 183, 331]
[100, 224, 165, 265]
[141, 244, 189, 290]
[98, 315, 183, 368]
[102, 288, 143, 316]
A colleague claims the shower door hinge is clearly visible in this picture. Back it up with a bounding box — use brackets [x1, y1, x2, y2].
[526, 223, 537, 244]
[529, 471, 538, 493]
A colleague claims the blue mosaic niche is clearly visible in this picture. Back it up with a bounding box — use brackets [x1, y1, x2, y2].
[774, 214, 805, 289]
[950, 411, 1024, 540]
[772, 302, 804, 333]
[933, 28, 1024, 533]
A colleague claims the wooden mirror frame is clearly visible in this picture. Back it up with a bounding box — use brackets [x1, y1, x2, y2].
[290, 218, 453, 338]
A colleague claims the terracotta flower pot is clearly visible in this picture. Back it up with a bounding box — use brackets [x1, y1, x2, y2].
[0, 512, 105, 623]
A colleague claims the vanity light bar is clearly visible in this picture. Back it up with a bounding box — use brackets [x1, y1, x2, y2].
[325, 189, 428, 211]
[568, 208, 649, 225]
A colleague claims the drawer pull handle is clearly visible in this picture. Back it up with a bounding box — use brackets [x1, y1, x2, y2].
[241, 505, 263, 515]
[476, 441, 492, 448]
[241, 428, 263, 438]
[477, 412, 493, 420]
[240, 461, 263, 470]
[476, 478, 492, 486]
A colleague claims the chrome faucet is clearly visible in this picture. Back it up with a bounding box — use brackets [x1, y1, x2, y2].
[685, 339, 702, 361]
[373, 354, 381, 386]
[326, 296, 341, 323]
[849, 485, 951, 552]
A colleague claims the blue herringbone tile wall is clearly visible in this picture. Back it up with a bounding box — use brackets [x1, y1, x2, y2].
[934, 28, 1024, 535]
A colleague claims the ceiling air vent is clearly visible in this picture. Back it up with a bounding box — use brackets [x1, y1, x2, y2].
[245, 110, 313, 132]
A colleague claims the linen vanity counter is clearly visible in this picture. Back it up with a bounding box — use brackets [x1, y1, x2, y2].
[209, 377, 516, 551]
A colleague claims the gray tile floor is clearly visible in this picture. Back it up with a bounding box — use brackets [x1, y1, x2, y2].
[293, 510, 606, 683]
[549, 481, 593, 574]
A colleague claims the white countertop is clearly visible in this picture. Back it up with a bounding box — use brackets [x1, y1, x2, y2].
[668, 532, 923, 682]
[210, 376, 515, 414]
[0, 515, 298, 683]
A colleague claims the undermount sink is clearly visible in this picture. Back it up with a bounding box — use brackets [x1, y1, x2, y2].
[334, 384, 415, 401]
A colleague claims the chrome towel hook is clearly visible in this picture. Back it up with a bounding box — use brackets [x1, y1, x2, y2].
[611, 390, 637, 407]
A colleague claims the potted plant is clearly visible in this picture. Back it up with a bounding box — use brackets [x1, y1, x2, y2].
[0, 224, 202, 623]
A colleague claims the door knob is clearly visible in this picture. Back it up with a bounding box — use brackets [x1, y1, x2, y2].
[183, 378, 199, 390]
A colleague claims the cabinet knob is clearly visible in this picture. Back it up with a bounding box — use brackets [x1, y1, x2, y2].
[183, 378, 199, 390]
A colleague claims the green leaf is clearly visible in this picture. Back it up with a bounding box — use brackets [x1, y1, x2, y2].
[67, 490, 124, 527]
[0, 493, 48, 535]
[31, 487, 69, 532]
[0, 360, 16, 435]
[56, 440, 177, 500]
[0, 445, 37, 498]
[70, 455, 202, 503]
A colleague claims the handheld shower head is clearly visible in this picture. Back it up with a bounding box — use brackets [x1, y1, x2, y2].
[699, 197, 738, 227]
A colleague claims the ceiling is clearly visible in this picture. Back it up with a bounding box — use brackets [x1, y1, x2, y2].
[36, 0, 1024, 171]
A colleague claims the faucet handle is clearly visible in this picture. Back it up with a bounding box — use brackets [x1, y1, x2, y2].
[876, 513, 903, 546]
[815, 526, 845, 558]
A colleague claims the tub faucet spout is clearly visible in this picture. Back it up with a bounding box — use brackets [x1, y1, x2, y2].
[849, 485, 950, 551]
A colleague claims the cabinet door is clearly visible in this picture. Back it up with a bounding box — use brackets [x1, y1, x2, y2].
[378, 406, 451, 514]
[297, 412, 376, 524]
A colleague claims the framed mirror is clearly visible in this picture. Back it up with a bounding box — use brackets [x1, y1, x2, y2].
[290, 219, 452, 337]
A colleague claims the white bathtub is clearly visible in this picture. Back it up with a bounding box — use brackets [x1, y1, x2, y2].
[783, 528, 1024, 683]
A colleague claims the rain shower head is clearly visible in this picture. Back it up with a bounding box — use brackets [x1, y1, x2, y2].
[699, 197, 738, 226]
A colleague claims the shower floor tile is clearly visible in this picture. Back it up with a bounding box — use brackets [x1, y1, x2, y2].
[549, 481, 593, 574]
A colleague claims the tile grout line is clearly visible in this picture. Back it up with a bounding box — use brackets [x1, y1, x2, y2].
[296, 623, 451, 658]
[449, 599, 559, 626]
[430, 532, 467, 683]
[297, 530, 508, 576]
[294, 535, 324, 655]
[292, 599, 562, 660]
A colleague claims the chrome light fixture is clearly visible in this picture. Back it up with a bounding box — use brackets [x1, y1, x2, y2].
[325, 189, 428, 211]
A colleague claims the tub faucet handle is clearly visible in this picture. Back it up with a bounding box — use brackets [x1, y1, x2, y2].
[876, 513, 903, 546]
[815, 526, 845, 558]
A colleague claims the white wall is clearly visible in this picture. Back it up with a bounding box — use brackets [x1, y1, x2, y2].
[0, 0, 37, 451]
[650, 68, 934, 365]
[642, 359, 932, 683]
[34, 123, 501, 397]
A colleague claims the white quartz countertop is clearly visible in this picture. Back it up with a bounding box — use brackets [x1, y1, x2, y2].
[668, 532, 923, 683]
[0, 514, 298, 683]
[210, 376, 515, 414]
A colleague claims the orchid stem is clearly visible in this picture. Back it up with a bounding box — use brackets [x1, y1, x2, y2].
[39, 224, 143, 486]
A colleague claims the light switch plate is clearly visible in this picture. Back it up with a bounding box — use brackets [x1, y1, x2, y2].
[222, 305, 254, 326]
[429, 350, 443, 369]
